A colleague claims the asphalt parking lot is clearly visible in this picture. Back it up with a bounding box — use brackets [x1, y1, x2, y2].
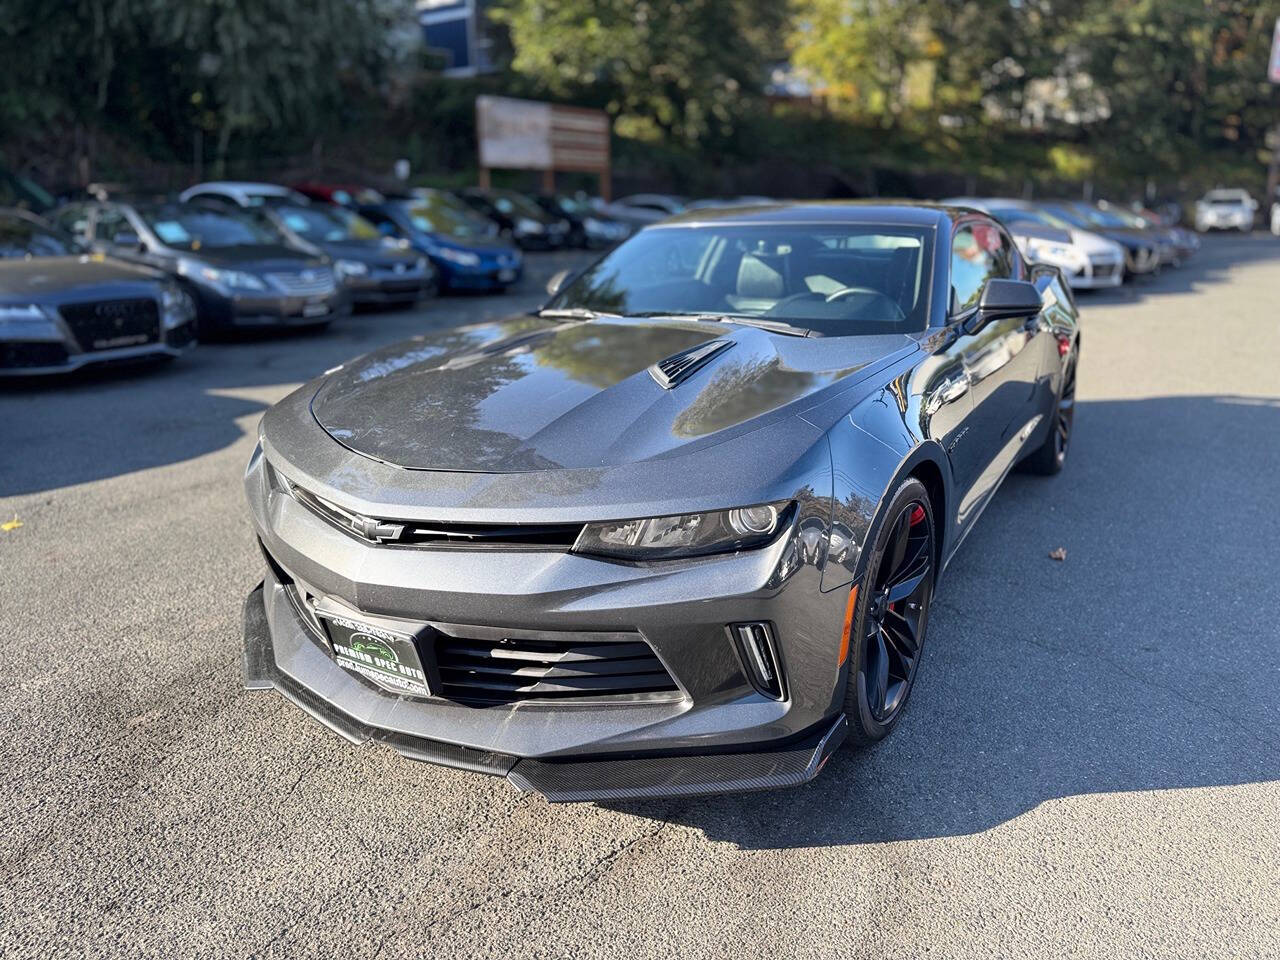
[1, 236, 1277, 958]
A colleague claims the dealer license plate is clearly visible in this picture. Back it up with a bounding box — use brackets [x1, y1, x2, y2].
[498, 268, 517, 283]
[302, 301, 331, 318]
[318, 614, 430, 697]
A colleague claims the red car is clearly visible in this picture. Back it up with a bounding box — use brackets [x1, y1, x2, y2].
[292, 182, 385, 208]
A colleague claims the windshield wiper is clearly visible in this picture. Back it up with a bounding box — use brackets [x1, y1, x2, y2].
[628, 311, 810, 337]
[537, 307, 621, 320]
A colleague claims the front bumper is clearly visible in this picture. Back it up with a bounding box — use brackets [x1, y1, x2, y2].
[242, 432, 851, 799]
[243, 580, 848, 801]
[0, 328, 194, 376]
[195, 288, 347, 329]
[344, 274, 433, 305]
[1063, 257, 1124, 289]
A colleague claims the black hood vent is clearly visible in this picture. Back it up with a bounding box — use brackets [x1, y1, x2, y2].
[648, 339, 733, 389]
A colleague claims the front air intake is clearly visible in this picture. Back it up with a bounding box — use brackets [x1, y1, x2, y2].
[648, 339, 733, 389]
[730, 622, 786, 700]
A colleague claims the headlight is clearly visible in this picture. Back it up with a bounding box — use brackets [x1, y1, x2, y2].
[197, 266, 266, 291]
[516, 217, 545, 234]
[573, 502, 790, 561]
[584, 217, 605, 233]
[160, 285, 195, 330]
[334, 258, 369, 279]
[1025, 240, 1081, 265]
[436, 246, 481, 267]
[0, 304, 60, 341]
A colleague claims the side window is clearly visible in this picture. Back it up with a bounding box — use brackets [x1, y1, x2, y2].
[950, 222, 1014, 313]
[52, 206, 89, 240]
[94, 209, 128, 243]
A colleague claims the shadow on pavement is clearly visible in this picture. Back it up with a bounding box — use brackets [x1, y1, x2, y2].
[607, 394, 1280, 846]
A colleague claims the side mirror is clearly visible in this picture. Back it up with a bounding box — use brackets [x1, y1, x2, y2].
[113, 230, 143, 251]
[545, 268, 576, 296]
[965, 278, 1043, 334]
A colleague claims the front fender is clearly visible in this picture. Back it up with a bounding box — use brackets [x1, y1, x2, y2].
[821, 407, 954, 593]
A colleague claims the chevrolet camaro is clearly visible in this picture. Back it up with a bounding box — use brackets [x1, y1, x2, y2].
[242, 202, 1080, 801]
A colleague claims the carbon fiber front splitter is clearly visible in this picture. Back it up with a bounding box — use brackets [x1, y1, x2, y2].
[242, 583, 848, 802]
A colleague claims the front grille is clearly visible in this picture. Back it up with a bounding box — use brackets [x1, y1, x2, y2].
[59, 298, 160, 352]
[1090, 262, 1118, 279]
[0, 342, 68, 369]
[281, 473, 582, 548]
[435, 633, 679, 703]
[266, 269, 336, 296]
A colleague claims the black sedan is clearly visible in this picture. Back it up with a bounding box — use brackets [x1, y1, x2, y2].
[457, 188, 571, 249]
[54, 201, 344, 336]
[242, 201, 1081, 801]
[531, 194, 630, 248]
[0, 209, 195, 376]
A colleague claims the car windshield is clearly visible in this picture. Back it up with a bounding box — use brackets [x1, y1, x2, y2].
[490, 191, 546, 219]
[1036, 204, 1093, 229]
[1204, 192, 1247, 205]
[399, 194, 491, 239]
[0, 215, 81, 258]
[548, 223, 933, 336]
[992, 207, 1075, 232]
[138, 205, 280, 249]
[275, 204, 378, 242]
[1072, 205, 1135, 229]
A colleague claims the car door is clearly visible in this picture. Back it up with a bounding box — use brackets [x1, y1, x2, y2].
[945, 218, 1045, 528]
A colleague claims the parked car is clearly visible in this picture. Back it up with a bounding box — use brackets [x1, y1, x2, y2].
[242, 200, 1080, 801]
[178, 181, 311, 209]
[54, 200, 343, 335]
[1194, 189, 1255, 232]
[406, 187, 501, 240]
[1095, 200, 1199, 262]
[292, 182, 386, 207]
[177, 183, 436, 307]
[531, 194, 630, 248]
[0, 209, 195, 376]
[457, 188, 571, 249]
[356, 192, 523, 292]
[945, 198, 1125, 289]
[1035, 202, 1161, 278]
[599, 193, 688, 226]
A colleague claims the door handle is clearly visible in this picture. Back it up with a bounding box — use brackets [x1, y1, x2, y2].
[925, 372, 970, 415]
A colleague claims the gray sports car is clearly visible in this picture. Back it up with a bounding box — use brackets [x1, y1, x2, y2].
[243, 202, 1080, 801]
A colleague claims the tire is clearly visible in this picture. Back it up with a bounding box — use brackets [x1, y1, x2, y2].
[842, 477, 936, 747]
[1021, 357, 1076, 476]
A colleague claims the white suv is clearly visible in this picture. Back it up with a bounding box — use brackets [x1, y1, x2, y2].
[1194, 189, 1255, 232]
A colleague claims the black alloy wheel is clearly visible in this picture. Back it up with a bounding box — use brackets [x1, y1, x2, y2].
[1052, 359, 1076, 467]
[1022, 356, 1076, 476]
[843, 478, 935, 745]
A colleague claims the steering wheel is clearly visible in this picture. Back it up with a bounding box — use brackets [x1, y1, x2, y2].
[825, 285, 882, 303]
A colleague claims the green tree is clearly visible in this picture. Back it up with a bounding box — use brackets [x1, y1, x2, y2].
[491, 0, 789, 144]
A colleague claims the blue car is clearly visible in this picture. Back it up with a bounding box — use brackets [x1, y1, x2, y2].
[358, 191, 523, 293]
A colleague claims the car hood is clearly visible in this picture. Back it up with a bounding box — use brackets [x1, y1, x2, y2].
[318, 240, 416, 265]
[193, 245, 321, 269]
[310, 314, 916, 473]
[0, 255, 164, 300]
[1067, 229, 1123, 256]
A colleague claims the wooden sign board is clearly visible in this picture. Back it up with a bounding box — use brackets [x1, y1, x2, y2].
[476, 95, 611, 197]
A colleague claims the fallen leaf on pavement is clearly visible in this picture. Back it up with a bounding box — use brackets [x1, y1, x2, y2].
[1, 515, 22, 532]
[1048, 547, 1067, 561]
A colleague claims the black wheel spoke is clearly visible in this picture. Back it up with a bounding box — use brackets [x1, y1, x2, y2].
[870, 631, 889, 715]
[860, 495, 934, 725]
[886, 566, 927, 604]
[884, 610, 919, 659]
[880, 511, 910, 590]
